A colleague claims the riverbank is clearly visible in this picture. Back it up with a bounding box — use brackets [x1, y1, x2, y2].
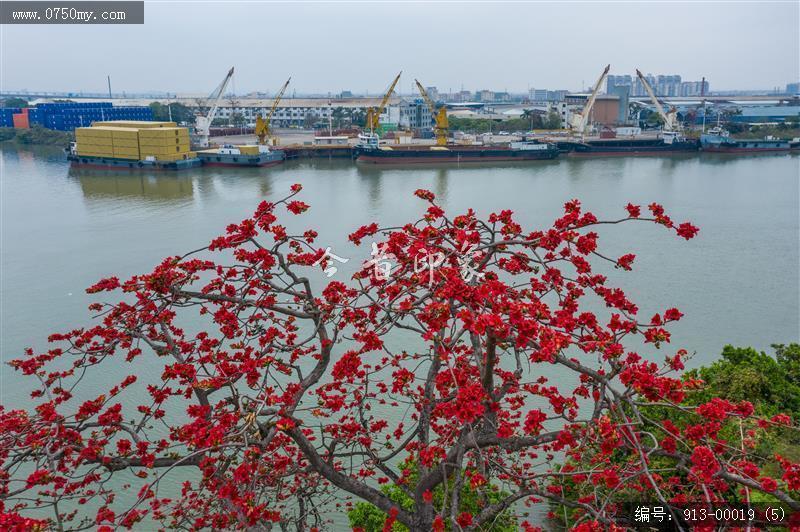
[0, 126, 73, 148]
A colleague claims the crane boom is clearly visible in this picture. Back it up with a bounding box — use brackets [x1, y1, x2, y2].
[415, 79, 449, 146]
[193, 66, 235, 148]
[415, 80, 435, 114]
[636, 69, 679, 131]
[570, 64, 610, 136]
[366, 71, 402, 131]
[256, 77, 291, 145]
[267, 77, 291, 123]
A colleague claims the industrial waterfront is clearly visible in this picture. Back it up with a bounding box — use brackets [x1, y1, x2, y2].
[3, 64, 800, 172]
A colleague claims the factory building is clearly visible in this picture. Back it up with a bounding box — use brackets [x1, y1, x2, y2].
[530, 89, 569, 102]
[607, 85, 631, 123]
[398, 99, 432, 131]
[590, 96, 622, 126]
[203, 97, 401, 127]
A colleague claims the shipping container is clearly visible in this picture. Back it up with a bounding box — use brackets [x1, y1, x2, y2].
[12, 113, 29, 129]
[93, 120, 175, 129]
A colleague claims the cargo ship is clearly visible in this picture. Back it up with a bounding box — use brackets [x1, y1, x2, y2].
[700, 127, 796, 153]
[69, 122, 201, 171]
[555, 132, 700, 157]
[196, 144, 285, 167]
[354, 133, 559, 164]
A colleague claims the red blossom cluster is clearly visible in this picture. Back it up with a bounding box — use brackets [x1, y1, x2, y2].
[0, 185, 796, 531]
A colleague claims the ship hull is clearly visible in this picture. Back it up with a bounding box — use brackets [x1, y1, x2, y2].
[68, 154, 202, 171]
[196, 150, 286, 167]
[557, 139, 700, 157]
[700, 132, 794, 153]
[354, 145, 559, 164]
[701, 146, 793, 153]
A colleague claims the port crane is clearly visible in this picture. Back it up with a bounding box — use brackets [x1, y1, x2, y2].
[415, 79, 449, 146]
[364, 71, 402, 135]
[193, 66, 235, 148]
[636, 69, 682, 139]
[569, 64, 611, 138]
[255, 77, 291, 146]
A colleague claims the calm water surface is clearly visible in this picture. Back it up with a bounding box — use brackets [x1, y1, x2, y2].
[1, 145, 798, 524]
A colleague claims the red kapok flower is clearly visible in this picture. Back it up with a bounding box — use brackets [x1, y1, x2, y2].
[676, 222, 699, 240]
[414, 189, 435, 202]
[625, 203, 641, 218]
[759, 477, 778, 492]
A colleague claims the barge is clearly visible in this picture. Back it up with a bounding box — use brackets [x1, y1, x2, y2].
[69, 122, 202, 171]
[354, 133, 559, 164]
[556, 132, 700, 157]
[67, 152, 201, 170]
[196, 144, 285, 167]
[700, 127, 796, 153]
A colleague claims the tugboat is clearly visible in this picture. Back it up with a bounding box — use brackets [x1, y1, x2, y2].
[700, 127, 795, 153]
[196, 144, 285, 167]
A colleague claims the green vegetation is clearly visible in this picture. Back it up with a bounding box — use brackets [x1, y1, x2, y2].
[687, 344, 800, 419]
[2, 97, 28, 108]
[0, 126, 72, 147]
[303, 113, 319, 129]
[230, 112, 246, 127]
[726, 121, 800, 140]
[347, 461, 517, 531]
[549, 343, 800, 527]
[148, 102, 195, 125]
[448, 110, 562, 134]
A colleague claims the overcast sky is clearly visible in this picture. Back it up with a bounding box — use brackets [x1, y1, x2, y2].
[2, 1, 798, 95]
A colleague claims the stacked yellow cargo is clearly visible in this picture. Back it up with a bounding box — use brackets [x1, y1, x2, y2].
[138, 127, 192, 162]
[75, 123, 195, 162]
[238, 146, 261, 155]
[92, 121, 177, 129]
[108, 127, 140, 160]
[75, 127, 114, 157]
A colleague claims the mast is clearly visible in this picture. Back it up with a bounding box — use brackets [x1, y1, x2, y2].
[256, 77, 291, 145]
[194, 67, 235, 148]
[635, 69, 679, 132]
[569, 64, 610, 137]
[415, 79, 449, 146]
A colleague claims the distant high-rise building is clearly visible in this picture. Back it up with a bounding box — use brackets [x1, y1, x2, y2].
[607, 74, 633, 93]
[477, 90, 495, 102]
[425, 86, 439, 102]
[607, 73, 709, 97]
[787, 82, 800, 95]
[451, 90, 472, 102]
[531, 89, 549, 101]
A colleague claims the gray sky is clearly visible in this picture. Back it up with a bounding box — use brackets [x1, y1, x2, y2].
[2, 1, 799, 95]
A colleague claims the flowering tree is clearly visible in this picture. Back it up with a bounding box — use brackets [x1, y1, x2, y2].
[1, 185, 797, 531]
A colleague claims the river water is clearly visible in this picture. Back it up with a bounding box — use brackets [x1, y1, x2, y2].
[1, 145, 798, 524]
